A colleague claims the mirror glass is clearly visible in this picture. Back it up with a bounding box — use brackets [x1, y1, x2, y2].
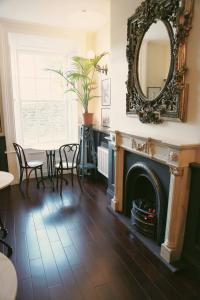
[138, 20, 171, 100]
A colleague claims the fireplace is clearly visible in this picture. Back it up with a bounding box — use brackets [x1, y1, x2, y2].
[110, 130, 200, 264]
[124, 162, 167, 244]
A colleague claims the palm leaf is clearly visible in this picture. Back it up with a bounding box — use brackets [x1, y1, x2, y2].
[67, 72, 89, 82]
[46, 68, 67, 80]
[46, 52, 107, 112]
[91, 52, 108, 68]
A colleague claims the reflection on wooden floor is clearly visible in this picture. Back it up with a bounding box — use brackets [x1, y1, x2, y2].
[0, 176, 199, 300]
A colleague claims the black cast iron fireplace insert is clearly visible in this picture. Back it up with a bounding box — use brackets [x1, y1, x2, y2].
[124, 162, 167, 244]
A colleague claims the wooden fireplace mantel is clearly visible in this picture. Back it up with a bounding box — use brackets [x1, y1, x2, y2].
[110, 130, 200, 264]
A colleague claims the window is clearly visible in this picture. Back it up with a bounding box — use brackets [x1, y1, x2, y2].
[9, 34, 78, 148]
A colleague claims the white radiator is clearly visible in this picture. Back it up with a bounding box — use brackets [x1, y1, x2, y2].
[97, 146, 109, 178]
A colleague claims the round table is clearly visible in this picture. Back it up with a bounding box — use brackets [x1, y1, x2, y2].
[34, 143, 60, 152]
[0, 252, 17, 300]
[0, 171, 14, 190]
[31, 144, 61, 190]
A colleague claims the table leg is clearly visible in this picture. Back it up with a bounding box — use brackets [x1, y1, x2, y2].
[46, 150, 56, 191]
[0, 239, 12, 257]
[0, 216, 12, 257]
[0, 216, 7, 239]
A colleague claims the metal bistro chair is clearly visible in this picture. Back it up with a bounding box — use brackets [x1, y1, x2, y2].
[55, 143, 82, 194]
[13, 143, 45, 189]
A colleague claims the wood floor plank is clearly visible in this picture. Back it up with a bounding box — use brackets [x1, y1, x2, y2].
[26, 214, 41, 260]
[72, 264, 100, 300]
[35, 229, 62, 287]
[16, 278, 34, 300]
[50, 241, 83, 300]
[49, 284, 68, 300]
[56, 224, 73, 247]
[95, 284, 117, 300]
[32, 275, 50, 300]
[64, 244, 83, 267]
[15, 232, 31, 280]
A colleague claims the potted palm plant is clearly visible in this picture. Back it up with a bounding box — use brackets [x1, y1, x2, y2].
[48, 52, 107, 125]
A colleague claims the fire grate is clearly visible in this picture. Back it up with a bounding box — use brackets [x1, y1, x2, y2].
[131, 199, 157, 238]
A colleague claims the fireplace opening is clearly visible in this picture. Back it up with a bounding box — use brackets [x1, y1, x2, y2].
[131, 174, 157, 239]
[124, 162, 167, 244]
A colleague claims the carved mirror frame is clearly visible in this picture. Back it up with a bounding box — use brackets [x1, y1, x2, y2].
[126, 0, 193, 124]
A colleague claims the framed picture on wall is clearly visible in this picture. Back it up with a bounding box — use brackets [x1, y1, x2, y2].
[101, 108, 110, 127]
[101, 78, 111, 106]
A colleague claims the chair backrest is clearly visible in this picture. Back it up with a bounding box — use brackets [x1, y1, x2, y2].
[13, 143, 27, 168]
[58, 143, 79, 169]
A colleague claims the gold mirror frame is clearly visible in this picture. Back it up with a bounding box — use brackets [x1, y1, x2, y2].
[126, 0, 194, 124]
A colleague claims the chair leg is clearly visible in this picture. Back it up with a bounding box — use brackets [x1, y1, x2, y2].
[76, 167, 83, 192]
[56, 169, 59, 190]
[0, 238, 12, 257]
[60, 168, 63, 195]
[71, 169, 74, 186]
[25, 168, 29, 190]
[19, 168, 24, 185]
[40, 167, 45, 188]
[34, 168, 39, 188]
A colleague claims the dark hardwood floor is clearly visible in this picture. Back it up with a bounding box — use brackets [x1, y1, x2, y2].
[0, 176, 200, 300]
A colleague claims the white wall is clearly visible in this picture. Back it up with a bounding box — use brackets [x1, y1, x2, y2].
[93, 22, 111, 126]
[110, 0, 200, 144]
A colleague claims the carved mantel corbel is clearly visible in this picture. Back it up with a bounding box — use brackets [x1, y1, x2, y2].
[168, 151, 179, 162]
[170, 166, 184, 177]
[113, 145, 120, 152]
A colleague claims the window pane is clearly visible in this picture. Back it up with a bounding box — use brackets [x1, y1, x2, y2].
[21, 102, 38, 146]
[19, 78, 36, 100]
[50, 77, 64, 100]
[37, 102, 67, 144]
[22, 101, 68, 147]
[18, 52, 35, 77]
[36, 78, 50, 100]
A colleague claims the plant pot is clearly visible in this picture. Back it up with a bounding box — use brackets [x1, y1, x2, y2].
[83, 112, 93, 125]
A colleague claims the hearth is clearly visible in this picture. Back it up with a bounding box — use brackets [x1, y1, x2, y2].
[124, 162, 167, 244]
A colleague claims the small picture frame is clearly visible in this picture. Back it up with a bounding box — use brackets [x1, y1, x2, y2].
[101, 108, 110, 127]
[101, 78, 111, 106]
[147, 86, 161, 100]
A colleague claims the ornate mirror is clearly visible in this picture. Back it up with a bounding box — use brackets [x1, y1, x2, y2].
[126, 0, 193, 124]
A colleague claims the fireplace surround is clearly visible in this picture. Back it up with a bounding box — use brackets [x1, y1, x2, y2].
[110, 130, 200, 265]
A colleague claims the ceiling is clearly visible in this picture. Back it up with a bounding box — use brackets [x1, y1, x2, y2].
[0, 0, 110, 31]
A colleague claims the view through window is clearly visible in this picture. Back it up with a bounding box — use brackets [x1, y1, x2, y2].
[10, 34, 78, 148]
